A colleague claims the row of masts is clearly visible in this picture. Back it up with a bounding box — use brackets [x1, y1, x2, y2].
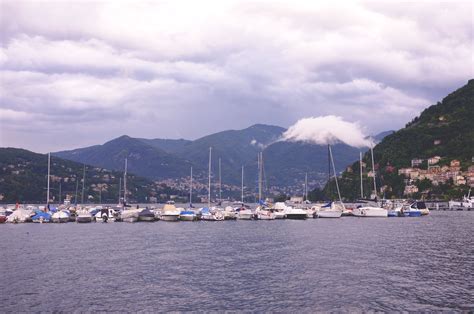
[46, 153, 128, 205]
[45, 144, 378, 205]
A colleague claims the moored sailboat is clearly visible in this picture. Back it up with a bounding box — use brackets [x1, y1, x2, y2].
[353, 145, 387, 218]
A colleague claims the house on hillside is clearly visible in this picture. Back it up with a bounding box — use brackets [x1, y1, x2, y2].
[428, 156, 441, 165]
[455, 175, 467, 186]
[450, 160, 461, 167]
[404, 185, 419, 195]
[411, 159, 423, 167]
[428, 165, 441, 173]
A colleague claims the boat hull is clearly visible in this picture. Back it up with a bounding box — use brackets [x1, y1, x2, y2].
[273, 212, 286, 219]
[76, 216, 92, 223]
[138, 216, 155, 222]
[161, 215, 180, 221]
[52, 217, 69, 223]
[285, 214, 307, 220]
[407, 211, 422, 217]
[237, 212, 254, 220]
[180, 214, 196, 221]
[353, 207, 388, 217]
[257, 213, 275, 220]
[122, 217, 138, 223]
[318, 210, 342, 218]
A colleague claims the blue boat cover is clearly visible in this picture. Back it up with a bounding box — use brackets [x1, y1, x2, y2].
[32, 211, 52, 220]
[322, 202, 332, 208]
[180, 210, 195, 215]
[201, 207, 210, 213]
[89, 208, 100, 215]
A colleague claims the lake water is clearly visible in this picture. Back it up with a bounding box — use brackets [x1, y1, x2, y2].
[1, 211, 473, 312]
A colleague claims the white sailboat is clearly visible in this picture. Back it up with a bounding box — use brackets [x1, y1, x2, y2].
[237, 165, 254, 219]
[120, 158, 140, 222]
[180, 167, 197, 221]
[201, 147, 225, 221]
[255, 152, 274, 220]
[353, 145, 388, 217]
[318, 145, 343, 218]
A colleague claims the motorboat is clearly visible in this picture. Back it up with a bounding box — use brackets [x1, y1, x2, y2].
[32, 210, 52, 223]
[284, 206, 307, 220]
[272, 202, 287, 219]
[404, 201, 427, 217]
[138, 208, 156, 222]
[223, 206, 237, 220]
[120, 208, 140, 222]
[51, 210, 70, 223]
[236, 206, 254, 220]
[7, 207, 34, 223]
[200, 207, 224, 221]
[160, 204, 181, 221]
[76, 208, 93, 223]
[256, 206, 275, 220]
[180, 209, 197, 221]
[95, 207, 117, 223]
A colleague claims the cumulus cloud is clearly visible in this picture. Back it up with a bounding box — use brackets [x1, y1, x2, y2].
[283, 116, 373, 148]
[0, 0, 472, 152]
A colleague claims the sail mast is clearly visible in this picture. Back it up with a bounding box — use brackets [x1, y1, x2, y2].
[360, 151, 364, 198]
[305, 173, 308, 201]
[47, 152, 51, 205]
[258, 152, 262, 202]
[370, 145, 377, 199]
[329, 145, 345, 210]
[123, 158, 128, 204]
[74, 179, 79, 205]
[241, 166, 244, 204]
[118, 177, 122, 204]
[208, 147, 212, 208]
[219, 158, 222, 203]
[81, 164, 86, 204]
[189, 166, 193, 206]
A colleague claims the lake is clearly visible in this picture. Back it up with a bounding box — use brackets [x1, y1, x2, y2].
[1, 211, 473, 311]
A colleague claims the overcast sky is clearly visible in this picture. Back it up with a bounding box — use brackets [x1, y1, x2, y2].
[0, 0, 472, 153]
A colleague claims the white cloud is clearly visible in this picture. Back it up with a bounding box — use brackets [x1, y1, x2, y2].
[283, 116, 373, 148]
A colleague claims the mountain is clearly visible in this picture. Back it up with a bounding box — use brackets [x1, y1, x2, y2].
[54, 135, 192, 180]
[174, 124, 285, 183]
[263, 141, 361, 187]
[53, 124, 393, 192]
[373, 130, 395, 142]
[138, 138, 191, 153]
[322, 79, 474, 201]
[0, 148, 183, 203]
[374, 80, 474, 167]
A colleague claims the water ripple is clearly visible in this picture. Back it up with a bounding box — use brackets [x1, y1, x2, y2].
[1, 211, 473, 311]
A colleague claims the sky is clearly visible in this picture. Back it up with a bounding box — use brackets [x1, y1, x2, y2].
[0, 0, 472, 153]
